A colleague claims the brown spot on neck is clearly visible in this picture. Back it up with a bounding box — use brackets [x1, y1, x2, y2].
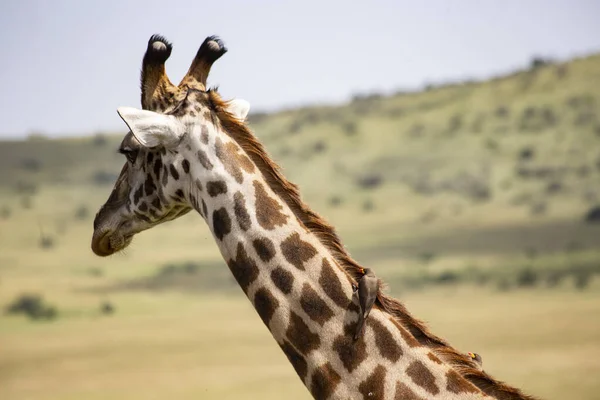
[406, 360, 439, 396]
[333, 324, 367, 373]
[206, 180, 228, 197]
[212, 207, 231, 241]
[299, 283, 334, 326]
[253, 287, 279, 327]
[233, 192, 252, 231]
[215, 137, 255, 184]
[358, 365, 387, 400]
[253, 180, 289, 230]
[394, 382, 425, 400]
[280, 232, 317, 270]
[319, 258, 350, 308]
[252, 237, 276, 262]
[270, 267, 294, 294]
[310, 362, 341, 400]
[227, 243, 259, 294]
[285, 311, 320, 355]
[369, 318, 403, 362]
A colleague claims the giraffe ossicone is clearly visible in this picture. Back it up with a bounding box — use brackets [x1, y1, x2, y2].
[91, 34, 539, 400]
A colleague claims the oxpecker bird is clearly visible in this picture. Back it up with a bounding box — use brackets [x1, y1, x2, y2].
[468, 352, 483, 370]
[354, 268, 379, 340]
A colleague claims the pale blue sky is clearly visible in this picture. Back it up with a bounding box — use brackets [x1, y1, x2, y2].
[0, 0, 599, 138]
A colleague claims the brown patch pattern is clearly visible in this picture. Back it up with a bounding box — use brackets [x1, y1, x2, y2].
[332, 324, 367, 373]
[358, 365, 386, 400]
[253, 287, 279, 327]
[233, 192, 252, 231]
[252, 237, 276, 262]
[285, 311, 320, 355]
[215, 138, 255, 183]
[406, 360, 440, 396]
[212, 207, 231, 241]
[197, 149, 213, 170]
[270, 267, 294, 294]
[394, 382, 425, 400]
[181, 159, 190, 173]
[253, 180, 289, 230]
[226, 243, 259, 294]
[319, 258, 349, 308]
[200, 125, 209, 144]
[207, 180, 228, 197]
[280, 232, 317, 270]
[310, 362, 341, 400]
[279, 340, 308, 381]
[369, 318, 402, 362]
[300, 283, 334, 326]
[169, 164, 179, 180]
[446, 370, 480, 394]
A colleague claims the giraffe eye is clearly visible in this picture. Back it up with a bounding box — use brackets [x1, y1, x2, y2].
[119, 147, 139, 164]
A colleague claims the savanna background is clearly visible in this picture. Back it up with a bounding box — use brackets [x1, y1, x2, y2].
[1, 1, 600, 399]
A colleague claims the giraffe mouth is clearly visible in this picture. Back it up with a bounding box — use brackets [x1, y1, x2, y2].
[91, 230, 134, 257]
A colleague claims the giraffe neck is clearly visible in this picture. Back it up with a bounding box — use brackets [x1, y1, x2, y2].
[175, 124, 489, 400]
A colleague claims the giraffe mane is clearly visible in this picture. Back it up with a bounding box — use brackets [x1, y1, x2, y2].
[206, 90, 539, 400]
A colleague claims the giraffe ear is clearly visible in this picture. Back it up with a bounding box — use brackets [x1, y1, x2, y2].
[117, 106, 184, 148]
[227, 99, 250, 121]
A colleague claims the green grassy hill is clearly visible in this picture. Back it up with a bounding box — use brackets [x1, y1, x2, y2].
[1, 53, 600, 400]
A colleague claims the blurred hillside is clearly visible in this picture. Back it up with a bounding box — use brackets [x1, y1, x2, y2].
[1, 53, 599, 287]
[1, 53, 600, 400]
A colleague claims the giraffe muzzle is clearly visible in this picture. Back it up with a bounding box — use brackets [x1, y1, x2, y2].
[91, 228, 133, 257]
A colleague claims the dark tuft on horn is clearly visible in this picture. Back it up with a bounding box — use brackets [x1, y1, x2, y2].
[178, 35, 227, 91]
[144, 34, 173, 64]
[140, 34, 179, 111]
[197, 35, 228, 64]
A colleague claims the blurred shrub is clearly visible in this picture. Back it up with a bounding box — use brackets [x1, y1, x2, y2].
[93, 133, 108, 147]
[530, 57, 552, 69]
[329, 196, 343, 207]
[4, 293, 57, 321]
[39, 234, 55, 249]
[341, 121, 357, 136]
[431, 271, 459, 285]
[21, 158, 42, 172]
[362, 199, 374, 212]
[356, 173, 383, 190]
[530, 201, 548, 216]
[495, 106, 510, 118]
[417, 251, 436, 265]
[75, 205, 90, 220]
[546, 181, 563, 195]
[584, 205, 600, 224]
[574, 272, 591, 290]
[312, 141, 326, 154]
[516, 268, 539, 287]
[446, 114, 463, 134]
[100, 301, 115, 315]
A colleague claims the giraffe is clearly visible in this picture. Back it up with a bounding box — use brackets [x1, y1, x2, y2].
[91, 35, 539, 400]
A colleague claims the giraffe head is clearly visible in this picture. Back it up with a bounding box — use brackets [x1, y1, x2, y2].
[91, 35, 249, 256]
